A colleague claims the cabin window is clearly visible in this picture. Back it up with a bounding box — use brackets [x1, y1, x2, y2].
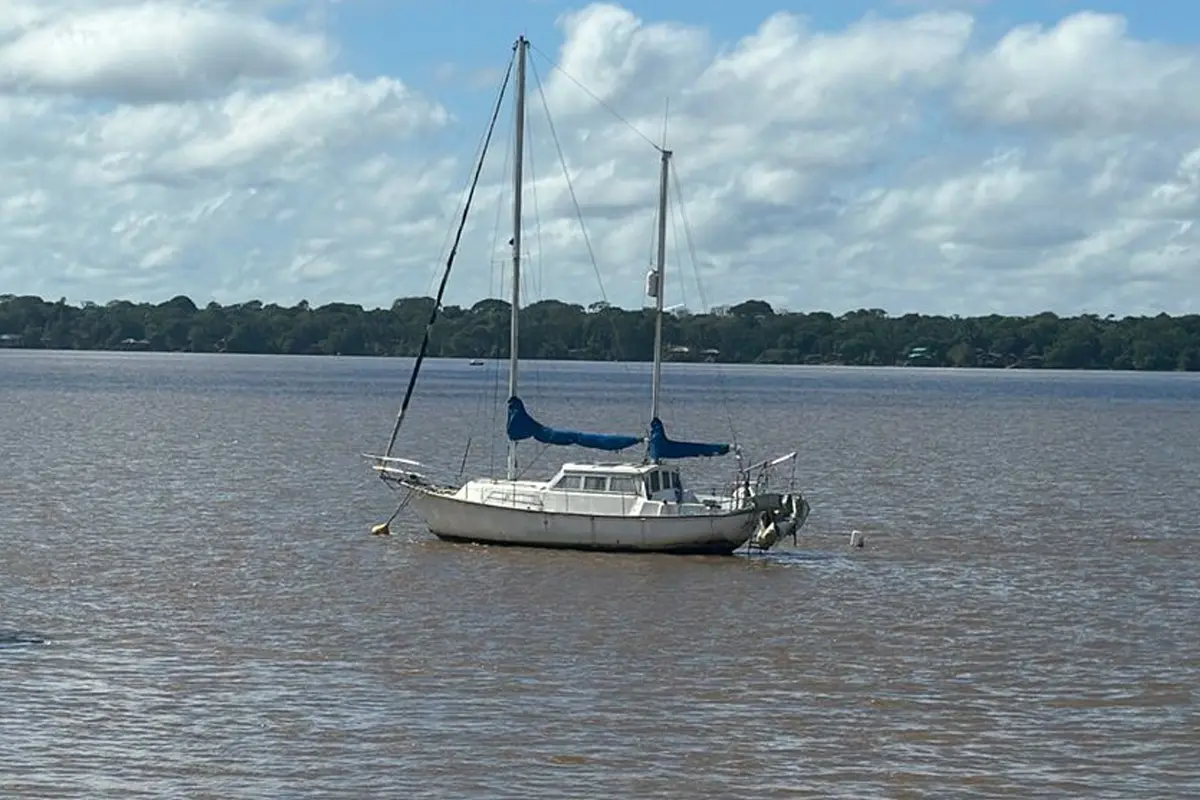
[660, 471, 674, 490]
[555, 475, 582, 490]
[649, 472, 661, 493]
[583, 475, 608, 492]
[670, 471, 681, 489]
[609, 476, 636, 495]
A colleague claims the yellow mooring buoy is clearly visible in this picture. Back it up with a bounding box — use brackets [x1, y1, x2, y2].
[370, 522, 392, 536]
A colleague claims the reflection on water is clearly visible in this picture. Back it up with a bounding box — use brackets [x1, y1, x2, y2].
[0, 629, 48, 648]
[1, 352, 1197, 798]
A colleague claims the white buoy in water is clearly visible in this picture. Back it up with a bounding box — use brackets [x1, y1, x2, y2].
[849, 529, 865, 548]
[370, 522, 392, 536]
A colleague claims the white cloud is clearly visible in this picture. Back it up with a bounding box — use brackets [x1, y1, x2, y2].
[0, 2, 329, 103]
[956, 12, 1200, 132]
[0, 1, 1198, 316]
[75, 75, 445, 184]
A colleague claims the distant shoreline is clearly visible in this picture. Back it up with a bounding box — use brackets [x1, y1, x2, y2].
[2, 294, 1197, 371]
[3, 347, 1197, 375]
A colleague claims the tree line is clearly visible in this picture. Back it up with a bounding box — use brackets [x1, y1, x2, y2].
[1, 293, 1198, 371]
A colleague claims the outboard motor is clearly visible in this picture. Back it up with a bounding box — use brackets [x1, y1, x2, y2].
[750, 511, 782, 550]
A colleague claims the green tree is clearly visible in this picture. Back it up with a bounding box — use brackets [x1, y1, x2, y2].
[0, 293, 1196, 371]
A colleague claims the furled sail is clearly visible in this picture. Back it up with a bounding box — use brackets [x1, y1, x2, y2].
[506, 397, 643, 452]
[647, 417, 730, 461]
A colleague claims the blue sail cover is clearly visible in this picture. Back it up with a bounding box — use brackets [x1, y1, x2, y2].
[647, 417, 730, 461]
[506, 397, 642, 452]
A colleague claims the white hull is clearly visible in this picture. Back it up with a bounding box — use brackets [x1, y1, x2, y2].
[406, 485, 763, 555]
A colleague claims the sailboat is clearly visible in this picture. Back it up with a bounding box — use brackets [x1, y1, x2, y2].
[365, 36, 809, 555]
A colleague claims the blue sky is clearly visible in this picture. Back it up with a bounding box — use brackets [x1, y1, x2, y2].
[0, 0, 1198, 316]
[261, 0, 1200, 144]
[326, 0, 1197, 87]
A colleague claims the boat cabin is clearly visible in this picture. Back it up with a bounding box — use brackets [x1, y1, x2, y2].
[548, 462, 686, 503]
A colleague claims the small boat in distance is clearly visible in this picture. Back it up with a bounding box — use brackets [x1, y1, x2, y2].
[468, 358, 485, 366]
[365, 35, 809, 555]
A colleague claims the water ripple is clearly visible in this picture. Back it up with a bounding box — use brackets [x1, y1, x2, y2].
[1, 354, 1198, 798]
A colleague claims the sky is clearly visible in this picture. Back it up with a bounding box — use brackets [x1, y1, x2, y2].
[2, 1, 1199, 317]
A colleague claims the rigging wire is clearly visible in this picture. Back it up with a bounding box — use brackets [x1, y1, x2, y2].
[528, 53, 640, 366]
[529, 42, 662, 152]
[526, 103, 546, 303]
[669, 161, 742, 450]
[463, 105, 515, 479]
[528, 56, 607, 306]
[668, 194, 690, 312]
[485, 82, 516, 479]
[516, 442, 550, 480]
[521, 94, 544, 409]
[421, 78, 511, 300]
[488, 91, 516, 303]
[518, 41, 737, 458]
[382, 51, 515, 459]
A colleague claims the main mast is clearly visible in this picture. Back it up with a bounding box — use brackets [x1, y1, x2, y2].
[648, 148, 671, 431]
[507, 36, 528, 481]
